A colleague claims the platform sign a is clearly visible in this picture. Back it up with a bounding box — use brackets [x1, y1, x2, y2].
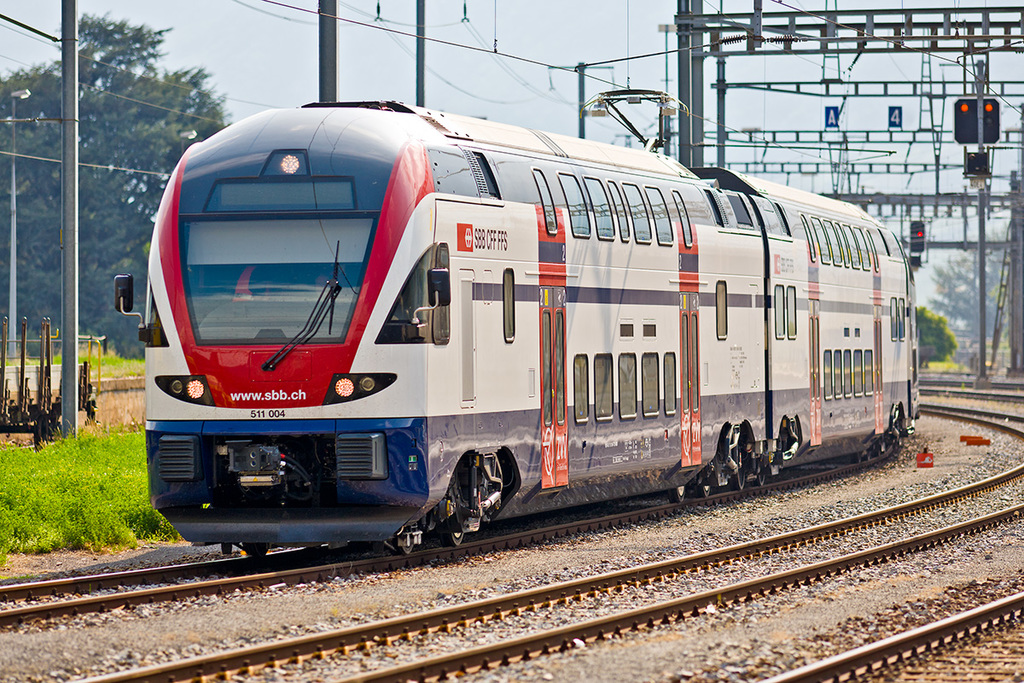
[888, 106, 903, 129]
[825, 106, 840, 129]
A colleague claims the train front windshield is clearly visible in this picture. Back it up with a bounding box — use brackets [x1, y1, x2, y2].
[181, 217, 374, 345]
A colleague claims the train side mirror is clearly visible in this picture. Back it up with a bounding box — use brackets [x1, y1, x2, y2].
[428, 268, 451, 307]
[114, 273, 134, 313]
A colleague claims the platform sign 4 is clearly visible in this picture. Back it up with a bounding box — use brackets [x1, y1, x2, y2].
[888, 106, 903, 129]
[825, 106, 840, 129]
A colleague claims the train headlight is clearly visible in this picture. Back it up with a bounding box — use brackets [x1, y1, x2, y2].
[279, 154, 301, 175]
[324, 373, 397, 405]
[336, 377, 355, 398]
[155, 375, 215, 406]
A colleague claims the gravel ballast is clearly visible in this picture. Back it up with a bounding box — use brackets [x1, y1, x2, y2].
[2, 412, 1024, 682]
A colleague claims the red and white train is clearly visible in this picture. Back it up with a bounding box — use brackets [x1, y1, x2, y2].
[115, 101, 917, 552]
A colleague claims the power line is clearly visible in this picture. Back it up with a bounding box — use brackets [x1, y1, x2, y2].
[0, 148, 170, 178]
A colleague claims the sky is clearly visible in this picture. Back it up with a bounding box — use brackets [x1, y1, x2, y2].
[3, 1, 1024, 311]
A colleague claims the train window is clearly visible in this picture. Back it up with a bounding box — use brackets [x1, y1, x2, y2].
[558, 173, 591, 239]
[854, 227, 871, 270]
[725, 193, 753, 228]
[878, 228, 898, 256]
[681, 316, 690, 413]
[379, 243, 451, 346]
[645, 186, 674, 246]
[774, 285, 786, 340]
[542, 310, 553, 426]
[502, 268, 515, 343]
[890, 298, 898, 340]
[853, 350, 863, 396]
[825, 221, 847, 267]
[556, 310, 566, 426]
[642, 353, 660, 417]
[619, 353, 637, 420]
[843, 350, 853, 397]
[835, 350, 845, 397]
[774, 201, 792, 236]
[671, 190, 694, 247]
[753, 196, 786, 236]
[690, 316, 700, 412]
[532, 169, 558, 236]
[716, 281, 728, 340]
[865, 349, 874, 394]
[574, 354, 589, 424]
[823, 351, 832, 400]
[607, 180, 631, 242]
[664, 352, 677, 416]
[703, 189, 725, 227]
[622, 183, 653, 243]
[594, 354, 613, 420]
[811, 217, 831, 264]
[844, 225, 861, 268]
[898, 298, 906, 340]
[800, 215, 817, 262]
[584, 177, 616, 240]
[787, 286, 797, 339]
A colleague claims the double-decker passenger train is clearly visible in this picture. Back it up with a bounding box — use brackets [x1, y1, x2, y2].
[115, 100, 917, 553]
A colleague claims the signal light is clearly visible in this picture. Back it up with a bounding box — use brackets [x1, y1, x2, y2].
[909, 222, 925, 255]
[953, 98, 1000, 144]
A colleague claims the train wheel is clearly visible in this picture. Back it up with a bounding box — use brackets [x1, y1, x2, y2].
[753, 464, 768, 487]
[668, 485, 686, 504]
[240, 543, 269, 558]
[441, 529, 465, 547]
[730, 466, 748, 491]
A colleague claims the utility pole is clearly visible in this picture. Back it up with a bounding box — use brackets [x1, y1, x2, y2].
[676, 0, 692, 167]
[61, 0, 78, 437]
[9, 88, 29, 356]
[975, 59, 989, 388]
[578, 62, 586, 139]
[1012, 106, 1024, 376]
[416, 0, 425, 107]
[318, 0, 338, 102]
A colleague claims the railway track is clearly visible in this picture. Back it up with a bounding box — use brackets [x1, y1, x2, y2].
[0, 444, 896, 627]
[61, 406, 1024, 682]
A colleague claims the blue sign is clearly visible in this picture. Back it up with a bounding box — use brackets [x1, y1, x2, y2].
[888, 106, 903, 129]
[825, 106, 840, 129]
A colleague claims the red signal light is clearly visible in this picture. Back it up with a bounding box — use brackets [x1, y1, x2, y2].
[960, 102, 970, 112]
[985, 102, 994, 112]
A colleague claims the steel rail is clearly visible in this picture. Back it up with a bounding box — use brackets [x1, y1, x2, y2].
[0, 445, 894, 625]
[761, 591, 1024, 683]
[74, 419, 1024, 682]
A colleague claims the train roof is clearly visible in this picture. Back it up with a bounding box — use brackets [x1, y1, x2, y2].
[304, 101, 699, 181]
[690, 167, 878, 225]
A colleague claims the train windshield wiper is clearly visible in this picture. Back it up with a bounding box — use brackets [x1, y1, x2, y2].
[262, 242, 343, 372]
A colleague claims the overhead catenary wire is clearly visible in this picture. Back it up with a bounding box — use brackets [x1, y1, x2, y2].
[0, 148, 170, 178]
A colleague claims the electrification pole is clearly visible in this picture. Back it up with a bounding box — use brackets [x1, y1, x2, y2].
[416, 0, 425, 107]
[319, 0, 338, 102]
[976, 59, 989, 387]
[61, 0, 78, 436]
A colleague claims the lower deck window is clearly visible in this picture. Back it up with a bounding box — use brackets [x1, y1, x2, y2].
[594, 354, 613, 419]
[619, 354, 637, 419]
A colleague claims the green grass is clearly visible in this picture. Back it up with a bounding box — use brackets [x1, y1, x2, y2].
[0, 430, 179, 564]
[5, 349, 144, 380]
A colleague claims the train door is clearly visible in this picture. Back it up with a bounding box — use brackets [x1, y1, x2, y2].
[679, 294, 701, 466]
[460, 269, 476, 408]
[873, 305, 884, 433]
[540, 286, 568, 489]
[808, 299, 822, 446]
[678, 293, 699, 465]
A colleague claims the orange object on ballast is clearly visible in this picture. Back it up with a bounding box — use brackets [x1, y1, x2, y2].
[916, 451, 934, 468]
[961, 436, 991, 446]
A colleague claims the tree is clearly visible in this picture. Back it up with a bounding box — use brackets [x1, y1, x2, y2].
[0, 14, 227, 356]
[916, 306, 957, 365]
[928, 250, 1001, 343]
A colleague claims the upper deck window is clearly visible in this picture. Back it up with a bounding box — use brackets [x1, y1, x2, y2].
[532, 169, 558, 235]
[558, 173, 591, 238]
[644, 186, 674, 246]
[622, 183, 653, 243]
[584, 177, 616, 240]
[670, 190, 693, 247]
